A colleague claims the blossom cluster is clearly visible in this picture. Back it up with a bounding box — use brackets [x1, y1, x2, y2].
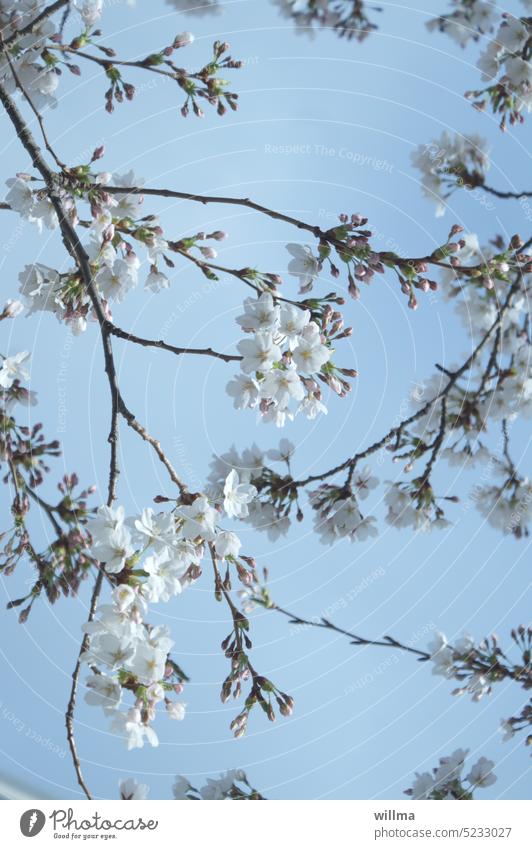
[272, 0, 378, 41]
[80, 472, 293, 744]
[426, 1, 495, 49]
[427, 628, 532, 742]
[309, 469, 379, 543]
[0, 1, 110, 111]
[80, 479, 259, 747]
[8, 166, 178, 334]
[208, 441, 296, 541]
[405, 748, 496, 800]
[118, 769, 264, 800]
[411, 132, 490, 217]
[81, 507, 193, 749]
[173, 768, 264, 799]
[228, 291, 353, 425]
[383, 481, 452, 533]
[0, 327, 99, 618]
[468, 13, 532, 129]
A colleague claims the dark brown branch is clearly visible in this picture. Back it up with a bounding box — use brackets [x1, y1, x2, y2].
[480, 184, 532, 200]
[106, 321, 242, 363]
[89, 183, 328, 240]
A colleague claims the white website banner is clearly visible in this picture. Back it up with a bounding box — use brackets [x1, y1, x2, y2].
[2, 799, 530, 848]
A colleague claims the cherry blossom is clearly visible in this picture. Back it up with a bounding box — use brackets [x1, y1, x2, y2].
[119, 777, 150, 800]
[0, 351, 30, 389]
[223, 469, 257, 519]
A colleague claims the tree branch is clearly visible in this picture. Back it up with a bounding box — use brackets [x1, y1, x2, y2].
[291, 278, 522, 488]
[270, 603, 431, 660]
[106, 322, 242, 363]
[0, 70, 188, 798]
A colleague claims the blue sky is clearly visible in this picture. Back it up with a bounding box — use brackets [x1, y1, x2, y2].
[0, 0, 530, 800]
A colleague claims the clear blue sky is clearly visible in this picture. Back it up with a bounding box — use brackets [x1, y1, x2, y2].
[0, 0, 530, 800]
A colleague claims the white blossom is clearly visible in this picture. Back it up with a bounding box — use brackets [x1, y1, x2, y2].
[110, 708, 159, 751]
[179, 495, 217, 540]
[166, 701, 187, 721]
[223, 469, 257, 519]
[237, 332, 282, 374]
[84, 673, 122, 714]
[214, 530, 242, 559]
[286, 243, 319, 290]
[119, 777, 150, 800]
[260, 367, 305, 406]
[0, 351, 30, 388]
[236, 292, 280, 333]
[226, 373, 260, 409]
[466, 756, 497, 788]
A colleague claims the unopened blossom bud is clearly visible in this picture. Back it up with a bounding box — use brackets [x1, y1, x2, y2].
[282, 694, 294, 712]
[498, 261, 510, 273]
[174, 682, 184, 694]
[322, 305, 333, 323]
[174, 32, 195, 48]
[339, 213, 349, 223]
[483, 278, 494, 290]
[278, 699, 293, 717]
[2, 299, 24, 318]
[91, 145, 105, 162]
[348, 276, 360, 300]
[351, 213, 364, 226]
[510, 234, 523, 250]
[210, 230, 228, 241]
[18, 606, 31, 625]
[450, 224, 464, 236]
[429, 280, 438, 291]
[417, 278, 430, 293]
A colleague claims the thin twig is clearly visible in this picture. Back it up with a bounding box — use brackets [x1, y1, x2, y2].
[270, 603, 431, 660]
